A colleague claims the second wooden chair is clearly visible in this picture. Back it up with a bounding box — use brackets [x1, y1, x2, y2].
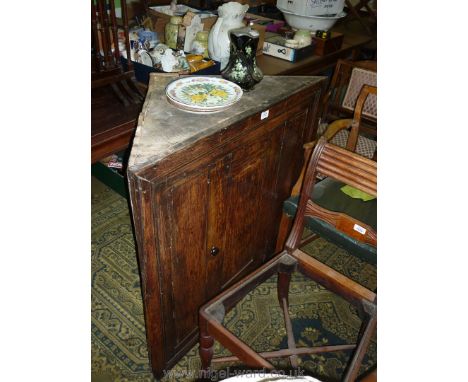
[199, 138, 377, 382]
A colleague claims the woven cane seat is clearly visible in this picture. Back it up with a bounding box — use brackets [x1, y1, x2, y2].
[342, 67, 377, 119]
[317, 122, 377, 159]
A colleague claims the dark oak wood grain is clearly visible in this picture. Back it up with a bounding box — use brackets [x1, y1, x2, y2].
[127, 74, 326, 378]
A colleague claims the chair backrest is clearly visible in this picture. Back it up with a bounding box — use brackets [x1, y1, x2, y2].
[286, 137, 377, 252]
[345, 84, 377, 154]
[91, 0, 133, 82]
[342, 68, 377, 119]
[322, 59, 377, 125]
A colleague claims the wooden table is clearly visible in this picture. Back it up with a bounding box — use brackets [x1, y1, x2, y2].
[91, 31, 371, 164]
[91, 85, 143, 164]
[257, 32, 372, 76]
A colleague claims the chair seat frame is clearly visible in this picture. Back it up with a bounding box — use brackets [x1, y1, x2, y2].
[199, 139, 377, 382]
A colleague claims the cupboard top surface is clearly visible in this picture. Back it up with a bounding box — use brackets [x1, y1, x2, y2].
[128, 74, 325, 172]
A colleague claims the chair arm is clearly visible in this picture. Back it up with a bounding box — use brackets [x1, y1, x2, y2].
[352, 85, 377, 125]
[323, 118, 354, 141]
[303, 119, 353, 152]
[303, 140, 317, 151]
[347, 85, 377, 152]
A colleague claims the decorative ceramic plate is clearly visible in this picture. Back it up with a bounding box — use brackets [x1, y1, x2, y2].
[166, 90, 236, 113]
[137, 50, 154, 67]
[166, 96, 227, 114]
[166, 76, 243, 111]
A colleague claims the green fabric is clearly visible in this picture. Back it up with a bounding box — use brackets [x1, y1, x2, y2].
[91, 162, 128, 199]
[283, 177, 377, 266]
[310, 177, 376, 231]
[340, 185, 376, 202]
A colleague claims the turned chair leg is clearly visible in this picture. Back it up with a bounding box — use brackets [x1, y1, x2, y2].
[277, 257, 298, 368]
[277, 271, 292, 310]
[343, 306, 377, 382]
[199, 316, 215, 379]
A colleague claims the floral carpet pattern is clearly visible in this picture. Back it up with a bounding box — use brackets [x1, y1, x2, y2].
[91, 177, 376, 382]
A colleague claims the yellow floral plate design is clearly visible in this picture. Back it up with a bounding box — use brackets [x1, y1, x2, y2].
[166, 76, 243, 112]
[166, 96, 227, 114]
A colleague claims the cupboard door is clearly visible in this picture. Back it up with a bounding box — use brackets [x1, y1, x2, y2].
[219, 122, 285, 288]
[156, 165, 212, 357]
[204, 155, 232, 299]
[154, 153, 234, 358]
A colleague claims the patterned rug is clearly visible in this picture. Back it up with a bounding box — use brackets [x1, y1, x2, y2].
[91, 177, 376, 382]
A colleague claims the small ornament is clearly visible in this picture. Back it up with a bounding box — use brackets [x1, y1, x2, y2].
[160, 49, 179, 72]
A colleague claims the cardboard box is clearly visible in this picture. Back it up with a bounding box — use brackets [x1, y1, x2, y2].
[249, 23, 265, 56]
[120, 56, 221, 85]
[262, 35, 315, 62]
[244, 12, 283, 56]
[147, 5, 217, 43]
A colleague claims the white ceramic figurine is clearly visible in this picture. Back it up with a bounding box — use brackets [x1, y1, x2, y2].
[208, 1, 248, 70]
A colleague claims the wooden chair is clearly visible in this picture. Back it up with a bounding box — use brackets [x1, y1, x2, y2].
[91, 0, 144, 105]
[275, 84, 377, 253]
[91, 0, 146, 163]
[292, 61, 377, 245]
[320, 59, 377, 156]
[321, 84, 376, 158]
[199, 138, 377, 382]
[344, 0, 377, 38]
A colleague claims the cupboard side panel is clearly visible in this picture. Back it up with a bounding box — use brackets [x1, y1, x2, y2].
[127, 174, 166, 377]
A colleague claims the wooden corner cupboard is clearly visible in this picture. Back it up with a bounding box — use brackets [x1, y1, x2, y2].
[127, 73, 326, 378]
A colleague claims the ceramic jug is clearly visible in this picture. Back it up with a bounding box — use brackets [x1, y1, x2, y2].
[222, 27, 263, 91]
[208, 1, 248, 70]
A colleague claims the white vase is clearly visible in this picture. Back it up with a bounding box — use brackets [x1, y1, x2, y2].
[208, 1, 248, 70]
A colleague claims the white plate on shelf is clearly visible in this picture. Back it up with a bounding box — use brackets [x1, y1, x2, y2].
[166, 96, 229, 114]
[137, 50, 154, 67]
[165, 76, 243, 112]
[166, 89, 238, 113]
